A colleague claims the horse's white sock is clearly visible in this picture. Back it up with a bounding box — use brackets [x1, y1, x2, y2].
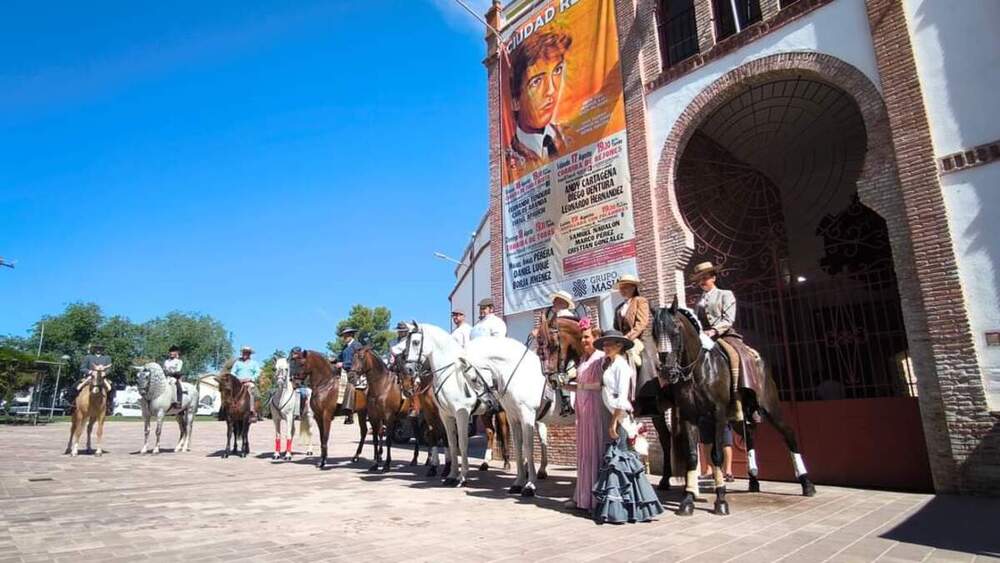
[685, 470, 699, 495]
[790, 452, 807, 478]
[747, 449, 759, 477]
[713, 466, 725, 488]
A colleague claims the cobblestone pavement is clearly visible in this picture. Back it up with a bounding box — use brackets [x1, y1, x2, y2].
[0, 420, 997, 562]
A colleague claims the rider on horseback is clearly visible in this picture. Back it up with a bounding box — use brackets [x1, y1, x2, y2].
[165, 345, 184, 409]
[231, 345, 261, 422]
[691, 262, 743, 422]
[533, 290, 579, 416]
[76, 343, 114, 415]
[336, 327, 362, 425]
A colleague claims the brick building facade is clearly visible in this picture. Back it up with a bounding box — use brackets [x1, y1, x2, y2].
[468, 0, 1000, 495]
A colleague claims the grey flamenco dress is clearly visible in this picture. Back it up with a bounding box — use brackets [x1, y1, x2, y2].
[592, 355, 665, 524]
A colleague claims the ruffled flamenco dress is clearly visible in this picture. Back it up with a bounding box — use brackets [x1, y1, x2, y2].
[591, 425, 665, 524]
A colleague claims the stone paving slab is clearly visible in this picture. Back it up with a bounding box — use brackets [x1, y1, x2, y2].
[0, 420, 997, 562]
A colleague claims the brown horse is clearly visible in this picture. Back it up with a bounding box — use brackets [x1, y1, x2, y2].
[401, 366, 452, 477]
[351, 347, 409, 472]
[537, 314, 676, 489]
[217, 373, 252, 458]
[66, 365, 110, 457]
[290, 349, 342, 469]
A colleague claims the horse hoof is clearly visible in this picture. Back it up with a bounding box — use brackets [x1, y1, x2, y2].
[369, 464, 380, 472]
[748, 479, 761, 493]
[442, 477, 457, 487]
[284, 454, 293, 462]
[658, 477, 672, 491]
[502, 462, 511, 471]
[508, 485, 523, 495]
[714, 500, 730, 516]
[95, 450, 103, 457]
[273, 453, 281, 461]
[70, 451, 78, 458]
[152, 449, 160, 455]
[675, 494, 695, 517]
[381, 464, 391, 473]
[478, 462, 489, 471]
[456, 477, 467, 488]
[521, 487, 535, 498]
[426, 466, 438, 477]
[801, 478, 817, 497]
[537, 469, 548, 480]
[409, 460, 418, 467]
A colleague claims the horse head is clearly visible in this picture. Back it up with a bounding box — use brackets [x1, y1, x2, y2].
[288, 349, 335, 388]
[133, 362, 164, 399]
[652, 296, 705, 384]
[274, 357, 290, 387]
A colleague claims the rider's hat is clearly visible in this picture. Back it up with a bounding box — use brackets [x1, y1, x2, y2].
[550, 290, 575, 309]
[690, 261, 721, 282]
[593, 329, 634, 351]
[240, 345, 254, 353]
[168, 345, 181, 353]
[90, 343, 105, 352]
[338, 327, 358, 337]
[614, 274, 641, 289]
[478, 298, 494, 309]
[395, 321, 410, 332]
[451, 310, 465, 316]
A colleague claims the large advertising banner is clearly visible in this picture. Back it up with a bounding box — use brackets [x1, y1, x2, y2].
[500, 0, 637, 315]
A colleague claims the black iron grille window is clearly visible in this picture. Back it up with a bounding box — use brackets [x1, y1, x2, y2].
[658, 0, 699, 67]
[714, 0, 763, 40]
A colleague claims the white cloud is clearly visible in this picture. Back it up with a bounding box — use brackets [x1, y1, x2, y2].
[429, 0, 495, 36]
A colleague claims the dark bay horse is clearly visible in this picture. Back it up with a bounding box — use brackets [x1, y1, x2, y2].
[217, 373, 252, 459]
[290, 349, 342, 469]
[349, 385, 370, 463]
[351, 347, 408, 473]
[537, 315, 675, 489]
[652, 299, 816, 516]
[401, 367, 453, 477]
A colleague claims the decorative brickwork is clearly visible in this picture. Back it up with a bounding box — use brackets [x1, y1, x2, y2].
[939, 139, 1000, 175]
[864, 0, 999, 495]
[485, 4, 506, 317]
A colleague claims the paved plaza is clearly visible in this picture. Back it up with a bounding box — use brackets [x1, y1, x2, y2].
[0, 420, 996, 562]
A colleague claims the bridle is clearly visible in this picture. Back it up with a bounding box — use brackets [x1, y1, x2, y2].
[658, 311, 702, 385]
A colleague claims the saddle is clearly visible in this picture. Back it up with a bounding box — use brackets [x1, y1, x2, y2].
[718, 335, 766, 399]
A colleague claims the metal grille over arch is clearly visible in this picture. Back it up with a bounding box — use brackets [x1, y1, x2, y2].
[677, 77, 913, 402]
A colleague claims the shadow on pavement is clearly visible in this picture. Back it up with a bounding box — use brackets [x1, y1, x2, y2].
[881, 495, 1000, 556]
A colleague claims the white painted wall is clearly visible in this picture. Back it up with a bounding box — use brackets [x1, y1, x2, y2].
[905, 0, 1000, 408]
[448, 214, 491, 322]
[644, 0, 882, 179]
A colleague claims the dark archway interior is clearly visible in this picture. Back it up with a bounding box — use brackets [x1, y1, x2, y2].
[677, 77, 913, 401]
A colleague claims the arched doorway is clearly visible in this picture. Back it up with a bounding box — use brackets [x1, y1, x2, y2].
[673, 74, 932, 490]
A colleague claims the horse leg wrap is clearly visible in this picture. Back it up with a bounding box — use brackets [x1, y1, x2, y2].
[685, 469, 699, 496]
[274, 438, 281, 452]
[285, 438, 292, 453]
[747, 449, 759, 477]
[790, 452, 808, 478]
[713, 466, 725, 489]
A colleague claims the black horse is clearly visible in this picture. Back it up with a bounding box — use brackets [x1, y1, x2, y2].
[652, 299, 816, 516]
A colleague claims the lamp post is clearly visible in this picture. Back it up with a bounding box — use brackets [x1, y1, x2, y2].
[35, 355, 70, 419]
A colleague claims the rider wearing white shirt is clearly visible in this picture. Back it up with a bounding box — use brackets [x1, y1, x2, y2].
[470, 298, 507, 340]
[450, 310, 472, 348]
[164, 345, 184, 409]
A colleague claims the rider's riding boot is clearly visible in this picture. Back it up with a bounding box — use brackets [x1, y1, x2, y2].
[344, 413, 354, 425]
[559, 391, 574, 417]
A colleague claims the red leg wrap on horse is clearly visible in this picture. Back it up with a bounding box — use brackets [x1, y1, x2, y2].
[286, 438, 292, 452]
[274, 438, 280, 451]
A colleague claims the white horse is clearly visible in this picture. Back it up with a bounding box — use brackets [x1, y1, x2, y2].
[269, 358, 298, 460]
[462, 335, 575, 496]
[134, 362, 200, 454]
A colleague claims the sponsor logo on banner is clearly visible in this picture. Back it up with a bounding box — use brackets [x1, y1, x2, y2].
[499, 0, 637, 315]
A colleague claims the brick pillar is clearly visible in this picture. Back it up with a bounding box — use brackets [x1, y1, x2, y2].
[864, 0, 999, 495]
[615, 0, 672, 307]
[485, 2, 506, 317]
[694, 0, 715, 54]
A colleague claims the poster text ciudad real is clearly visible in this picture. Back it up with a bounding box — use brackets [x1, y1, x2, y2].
[500, 0, 638, 315]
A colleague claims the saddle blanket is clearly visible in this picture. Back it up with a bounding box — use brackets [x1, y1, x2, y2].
[720, 336, 766, 400]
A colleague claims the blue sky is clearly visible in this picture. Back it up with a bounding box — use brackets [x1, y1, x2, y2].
[0, 0, 494, 356]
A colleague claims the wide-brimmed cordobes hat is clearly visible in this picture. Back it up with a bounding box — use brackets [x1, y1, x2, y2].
[594, 329, 633, 351]
[338, 327, 358, 337]
[240, 345, 254, 353]
[168, 345, 181, 353]
[550, 290, 575, 309]
[614, 274, 641, 289]
[690, 261, 721, 283]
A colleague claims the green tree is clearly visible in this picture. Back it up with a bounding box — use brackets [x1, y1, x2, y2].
[98, 315, 145, 385]
[258, 349, 286, 394]
[143, 312, 232, 378]
[28, 302, 105, 386]
[0, 347, 41, 407]
[326, 304, 394, 356]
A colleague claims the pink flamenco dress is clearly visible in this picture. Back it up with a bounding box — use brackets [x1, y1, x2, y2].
[573, 348, 609, 510]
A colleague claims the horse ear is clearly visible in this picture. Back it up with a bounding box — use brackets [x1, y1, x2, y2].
[301, 350, 309, 358]
[669, 295, 678, 315]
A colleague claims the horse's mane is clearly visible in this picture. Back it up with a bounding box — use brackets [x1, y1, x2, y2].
[676, 306, 702, 333]
[357, 347, 387, 372]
